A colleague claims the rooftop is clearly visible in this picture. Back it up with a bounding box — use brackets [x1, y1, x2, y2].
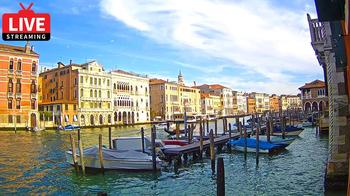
[299, 80, 325, 90]
[0, 43, 38, 56]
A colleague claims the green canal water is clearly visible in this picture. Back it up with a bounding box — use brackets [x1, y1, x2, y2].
[0, 121, 330, 195]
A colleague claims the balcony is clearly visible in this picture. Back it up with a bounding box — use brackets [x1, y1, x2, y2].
[8, 92, 14, 98]
[16, 70, 23, 76]
[31, 93, 37, 99]
[8, 69, 14, 75]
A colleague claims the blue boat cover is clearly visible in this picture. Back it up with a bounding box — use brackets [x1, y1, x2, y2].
[228, 138, 285, 150]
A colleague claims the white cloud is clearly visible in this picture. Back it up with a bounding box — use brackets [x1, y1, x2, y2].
[100, 0, 321, 94]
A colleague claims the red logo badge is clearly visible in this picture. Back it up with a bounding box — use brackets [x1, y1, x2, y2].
[2, 3, 50, 41]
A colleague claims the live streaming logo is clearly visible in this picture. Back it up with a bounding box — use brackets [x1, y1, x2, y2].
[2, 3, 50, 41]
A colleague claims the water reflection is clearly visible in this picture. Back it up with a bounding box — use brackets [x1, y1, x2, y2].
[0, 123, 329, 195]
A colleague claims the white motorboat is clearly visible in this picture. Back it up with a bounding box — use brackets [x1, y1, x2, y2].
[272, 130, 303, 136]
[66, 148, 161, 170]
[155, 122, 175, 130]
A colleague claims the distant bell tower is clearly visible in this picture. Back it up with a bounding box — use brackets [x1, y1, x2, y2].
[178, 70, 184, 86]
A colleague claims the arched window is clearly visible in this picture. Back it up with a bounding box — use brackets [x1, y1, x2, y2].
[108, 115, 111, 123]
[80, 89, 83, 97]
[90, 90, 93, 97]
[114, 83, 116, 89]
[31, 61, 36, 72]
[17, 59, 22, 71]
[94, 90, 97, 97]
[8, 79, 13, 92]
[99, 90, 101, 98]
[9, 58, 14, 70]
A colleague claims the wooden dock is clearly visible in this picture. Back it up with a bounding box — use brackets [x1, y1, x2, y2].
[163, 133, 240, 157]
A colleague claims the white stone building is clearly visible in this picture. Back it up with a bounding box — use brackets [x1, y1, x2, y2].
[110, 70, 150, 124]
[236, 92, 247, 114]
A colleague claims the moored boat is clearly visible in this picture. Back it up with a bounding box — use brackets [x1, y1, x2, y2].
[251, 135, 295, 146]
[272, 125, 304, 136]
[66, 137, 162, 171]
[155, 122, 175, 130]
[228, 138, 286, 153]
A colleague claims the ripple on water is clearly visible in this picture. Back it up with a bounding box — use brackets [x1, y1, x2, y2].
[0, 125, 328, 195]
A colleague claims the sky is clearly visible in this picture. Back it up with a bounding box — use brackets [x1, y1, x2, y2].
[0, 0, 322, 94]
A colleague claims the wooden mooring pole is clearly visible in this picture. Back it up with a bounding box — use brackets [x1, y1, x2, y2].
[69, 133, 79, 172]
[228, 123, 232, 152]
[141, 127, 145, 153]
[78, 139, 85, 175]
[78, 128, 81, 141]
[266, 119, 270, 143]
[244, 126, 247, 160]
[108, 127, 112, 149]
[199, 117, 204, 159]
[215, 118, 218, 137]
[217, 157, 225, 196]
[256, 118, 260, 166]
[151, 125, 157, 171]
[98, 134, 105, 174]
[209, 129, 215, 174]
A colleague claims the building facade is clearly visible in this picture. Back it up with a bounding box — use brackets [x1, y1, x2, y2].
[247, 95, 256, 114]
[200, 93, 221, 116]
[307, 2, 350, 189]
[39, 62, 79, 126]
[0, 43, 39, 128]
[251, 92, 270, 113]
[299, 80, 328, 112]
[111, 70, 150, 124]
[236, 92, 247, 114]
[196, 84, 234, 116]
[286, 95, 302, 110]
[269, 94, 280, 112]
[150, 74, 200, 120]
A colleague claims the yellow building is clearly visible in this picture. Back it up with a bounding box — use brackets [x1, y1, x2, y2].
[39, 60, 113, 127]
[280, 95, 288, 111]
[149, 73, 200, 120]
[77, 61, 112, 126]
[200, 93, 221, 116]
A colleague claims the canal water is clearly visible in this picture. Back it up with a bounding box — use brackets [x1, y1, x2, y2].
[0, 120, 329, 195]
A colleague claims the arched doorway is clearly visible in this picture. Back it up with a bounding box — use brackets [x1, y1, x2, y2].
[90, 115, 94, 125]
[131, 112, 135, 124]
[108, 114, 111, 124]
[81, 115, 85, 125]
[114, 112, 118, 123]
[319, 101, 324, 111]
[122, 111, 127, 124]
[312, 102, 318, 111]
[304, 102, 311, 112]
[31, 113, 36, 127]
[99, 114, 103, 125]
[128, 112, 131, 124]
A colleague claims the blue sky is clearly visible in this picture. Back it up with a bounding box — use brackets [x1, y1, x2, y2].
[0, 0, 322, 94]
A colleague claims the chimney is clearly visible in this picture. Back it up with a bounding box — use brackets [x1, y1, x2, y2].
[193, 81, 196, 86]
[24, 41, 31, 54]
[69, 60, 72, 65]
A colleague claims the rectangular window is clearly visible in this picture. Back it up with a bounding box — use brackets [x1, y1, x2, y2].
[8, 115, 13, 123]
[65, 104, 68, 110]
[16, 79, 21, 93]
[16, 99, 21, 109]
[74, 104, 77, 110]
[8, 99, 12, 109]
[31, 99, 36, 109]
[80, 76, 83, 83]
[75, 78, 78, 85]
[16, 115, 21, 123]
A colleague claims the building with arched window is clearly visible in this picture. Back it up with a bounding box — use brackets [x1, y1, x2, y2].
[0, 42, 39, 128]
[299, 80, 328, 112]
[110, 70, 150, 124]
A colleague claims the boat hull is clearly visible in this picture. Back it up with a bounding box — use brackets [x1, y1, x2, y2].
[65, 151, 161, 171]
[273, 130, 303, 136]
[231, 145, 269, 153]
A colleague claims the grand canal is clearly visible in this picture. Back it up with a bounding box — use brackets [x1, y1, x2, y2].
[0, 121, 330, 195]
